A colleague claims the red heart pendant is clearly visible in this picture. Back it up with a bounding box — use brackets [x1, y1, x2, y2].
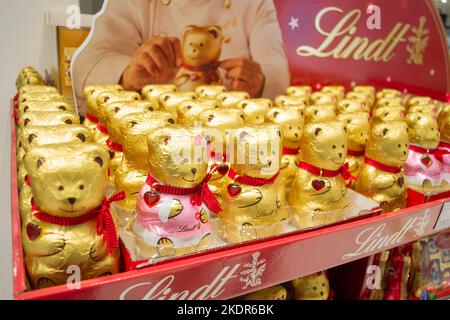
[218, 164, 229, 176]
[143, 190, 160, 208]
[398, 176, 404, 187]
[227, 183, 242, 197]
[421, 155, 432, 168]
[26, 223, 41, 241]
[312, 179, 325, 191]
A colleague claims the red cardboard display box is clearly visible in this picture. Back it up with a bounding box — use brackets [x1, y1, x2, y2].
[12, 0, 450, 300]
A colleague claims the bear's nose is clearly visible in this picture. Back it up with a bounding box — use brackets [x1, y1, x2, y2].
[338, 153, 342, 158]
[294, 133, 299, 138]
[68, 197, 77, 205]
[267, 160, 272, 166]
[191, 168, 197, 175]
[403, 151, 407, 156]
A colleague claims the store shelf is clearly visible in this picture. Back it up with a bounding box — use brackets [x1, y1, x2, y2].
[11, 109, 450, 300]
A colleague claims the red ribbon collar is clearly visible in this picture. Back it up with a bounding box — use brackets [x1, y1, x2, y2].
[439, 140, 450, 150]
[347, 149, 365, 157]
[180, 62, 220, 82]
[106, 139, 123, 152]
[409, 144, 449, 162]
[180, 62, 219, 73]
[282, 147, 300, 155]
[228, 168, 279, 186]
[364, 157, 402, 174]
[145, 165, 222, 214]
[86, 113, 99, 124]
[297, 161, 351, 180]
[31, 192, 125, 253]
[96, 123, 109, 134]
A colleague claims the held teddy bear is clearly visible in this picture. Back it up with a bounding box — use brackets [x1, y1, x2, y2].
[219, 125, 288, 243]
[115, 111, 176, 210]
[291, 271, 330, 300]
[265, 107, 304, 188]
[83, 85, 123, 131]
[174, 25, 223, 92]
[336, 113, 370, 187]
[132, 126, 221, 257]
[304, 104, 336, 124]
[195, 85, 227, 99]
[355, 121, 409, 213]
[404, 113, 443, 195]
[236, 98, 272, 125]
[141, 84, 177, 106]
[288, 122, 349, 228]
[22, 143, 120, 289]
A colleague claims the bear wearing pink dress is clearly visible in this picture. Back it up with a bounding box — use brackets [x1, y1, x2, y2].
[132, 126, 221, 258]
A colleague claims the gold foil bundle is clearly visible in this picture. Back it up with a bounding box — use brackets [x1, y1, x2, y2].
[337, 98, 369, 114]
[22, 143, 119, 289]
[304, 104, 336, 124]
[274, 95, 308, 107]
[371, 106, 406, 124]
[115, 111, 176, 210]
[158, 91, 197, 116]
[407, 96, 432, 108]
[17, 101, 74, 118]
[236, 98, 272, 125]
[219, 124, 288, 243]
[310, 92, 337, 105]
[17, 111, 80, 137]
[374, 97, 403, 110]
[141, 84, 178, 106]
[355, 121, 409, 213]
[321, 85, 345, 100]
[195, 85, 227, 99]
[291, 271, 330, 300]
[265, 107, 304, 187]
[17, 92, 65, 109]
[346, 91, 374, 109]
[83, 84, 123, 130]
[376, 88, 402, 100]
[286, 85, 312, 99]
[16, 67, 45, 90]
[288, 122, 349, 228]
[18, 85, 58, 97]
[407, 104, 436, 116]
[177, 99, 219, 125]
[216, 91, 250, 108]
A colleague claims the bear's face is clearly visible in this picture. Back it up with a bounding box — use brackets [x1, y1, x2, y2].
[371, 107, 405, 123]
[18, 101, 74, 116]
[352, 86, 376, 97]
[96, 91, 141, 124]
[216, 91, 250, 108]
[292, 273, 329, 300]
[337, 113, 369, 151]
[376, 89, 402, 100]
[18, 92, 62, 105]
[407, 104, 436, 116]
[147, 126, 209, 188]
[106, 101, 156, 142]
[159, 92, 197, 116]
[232, 125, 282, 179]
[438, 104, 450, 141]
[177, 100, 219, 125]
[375, 97, 403, 109]
[405, 113, 440, 148]
[195, 85, 226, 99]
[346, 91, 373, 105]
[119, 111, 176, 160]
[19, 85, 58, 97]
[24, 143, 109, 217]
[182, 25, 223, 67]
[18, 111, 80, 130]
[337, 99, 368, 114]
[408, 96, 432, 107]
[365, 122, 410, 167]
[265, 107, 304, 148]
[141, 84, 177, 102]
[305, 105, 336, 124]
[236, 99, 272, 125]
[274, 95, 308, 107]
[310, 92, 336, 105]
[321, 85, 345, 100]
[286, 86, 312, 98]
[300, 122, 348, 170]
[84, 85, 123, 116]
[21, 125, 92, 152]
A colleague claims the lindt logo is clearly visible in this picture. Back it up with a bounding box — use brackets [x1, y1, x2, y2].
[342, 211, 430, 260]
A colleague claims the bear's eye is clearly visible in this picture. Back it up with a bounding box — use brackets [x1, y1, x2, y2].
[79, 184, 84, 190]
[114, 107, 120, 113]
[289, 126, 292, 130]
[405, 144, 408, 147]
[361, 133, 364, 136]
[398, 144, 401, 148]
[431, 128, 435, 131]
[65, 119, 73, 124]
[58, 106, 66, 111]
[332, 145, 336, 149]
[297, 127, 301, 130]
[167, 118, 175, 124]
[342, 144, 344, 148]
[200, 43, 204, 47]
[58, 186, 64, 191]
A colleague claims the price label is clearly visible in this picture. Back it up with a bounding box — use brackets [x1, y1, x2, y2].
[434, 201, 450, 231]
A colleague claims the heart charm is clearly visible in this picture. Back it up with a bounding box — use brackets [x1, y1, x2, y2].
[312, 179, 325, 191]
[397, 176, 404, 187]
[218, 164, 229, 176]
[26, 223, 41, 241]
[227, 183, 242, 197]
[143, 190, 160, 208]
[421, 154, 432, 168]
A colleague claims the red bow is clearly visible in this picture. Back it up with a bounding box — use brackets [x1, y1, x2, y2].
[32, 192, 124, 253]
[364, 157, 402, 174]
[106, 139, 123, 152]
[347, 149, 365, 157]
[14, 93, 19, 102]
[410, 144, 450, 162]
[145, 165, 222, 214]
[180, 62, 220, 83]
[228, 168, 280, 186]
[439, 140, 450, 150]
[297, 161, 351, 180]
[96, 123, 109, 134]
[86, 113, 99, 123]
[282, 147, 300, 155]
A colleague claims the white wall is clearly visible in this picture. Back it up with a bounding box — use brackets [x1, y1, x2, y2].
[0, 0, 78, 300]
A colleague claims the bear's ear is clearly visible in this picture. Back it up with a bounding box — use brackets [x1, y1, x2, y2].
[208, 26, 222, 39]
[94, 157, 103, 167]
[272, 111, 280, 118]
[383, 128, 389, 136]
[77, 133, 86, 142]
[37, 157, 45, 169]
[314, 127, 322, 136]
[184, 25, 197, 34]
[28, 134, 37, 144]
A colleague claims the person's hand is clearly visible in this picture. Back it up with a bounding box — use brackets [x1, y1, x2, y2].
[220, 58, 265, 98]
[121, 36, 183, 91]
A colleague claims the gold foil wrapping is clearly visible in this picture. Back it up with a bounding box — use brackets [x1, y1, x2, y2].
[286, 85, 312, 99]
[236, 98, 272, 125]
[243, 285, 288, 300]
[195, 85, 227, 99]
[141, 84, 178, 106]
[217, 91, 250, 108]
[158, 91, 197, 117]
[304, 104, 336, 124]
[274, 95, 308, 107]
[291, 272, 330, 300]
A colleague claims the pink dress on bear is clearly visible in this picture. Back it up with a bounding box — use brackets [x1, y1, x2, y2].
[438, 141, 450, 183]
[404, 144, 443, 187]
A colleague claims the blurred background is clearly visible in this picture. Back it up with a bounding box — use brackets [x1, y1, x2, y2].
[0, 0, 449, 300]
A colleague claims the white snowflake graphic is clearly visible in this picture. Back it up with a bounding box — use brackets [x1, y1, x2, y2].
[239, 252, 266, 290]
[414, 210, 431, 237]
[288, 17, 299, 30]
